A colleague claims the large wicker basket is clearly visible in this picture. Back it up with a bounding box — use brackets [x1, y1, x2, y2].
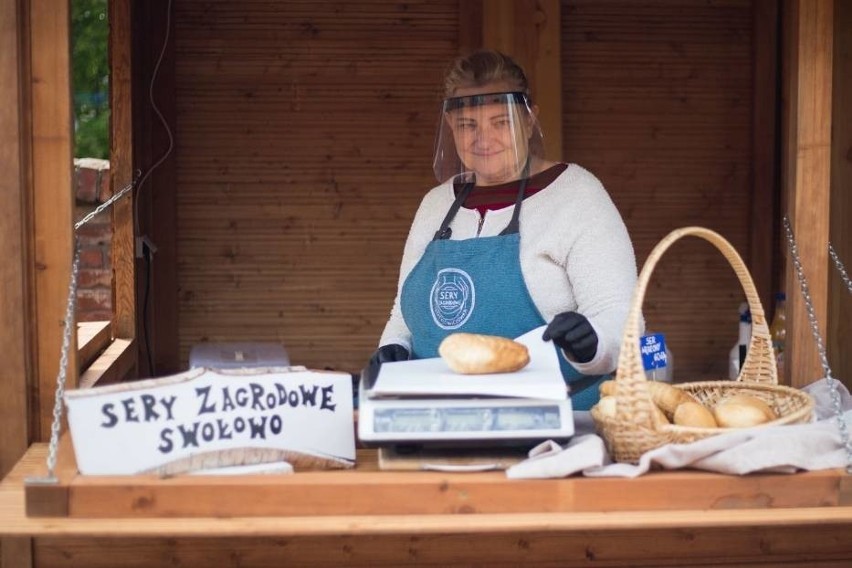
[591, 227, 814, 464]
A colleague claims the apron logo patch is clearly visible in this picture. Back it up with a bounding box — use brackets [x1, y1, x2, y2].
[430, 268, 475, 330]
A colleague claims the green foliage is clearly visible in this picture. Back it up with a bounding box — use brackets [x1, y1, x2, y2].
[72, 0, 109, 159]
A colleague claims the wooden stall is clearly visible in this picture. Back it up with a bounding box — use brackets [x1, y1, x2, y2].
[1, 0, 851, 566]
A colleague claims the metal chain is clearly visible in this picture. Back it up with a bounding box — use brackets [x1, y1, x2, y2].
[37, 239, 82, 480]
[783, 217, 852, 473]
[829, 243, 852, 294]
[29, 174, 138, 483]
[74, 173, 138, 231]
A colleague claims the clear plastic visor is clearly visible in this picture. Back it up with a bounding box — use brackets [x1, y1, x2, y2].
[432, 92, 545, 185]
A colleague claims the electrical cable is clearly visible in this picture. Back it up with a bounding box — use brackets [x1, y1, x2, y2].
[133, 0, 174, 224]
[142, 246, 155, 376]
[133, 0, 175, 377]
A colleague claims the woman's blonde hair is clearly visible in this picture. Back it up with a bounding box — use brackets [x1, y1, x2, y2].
[442, 49, 530, 99]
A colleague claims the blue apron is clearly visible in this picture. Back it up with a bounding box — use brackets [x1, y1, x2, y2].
[400, 177, 605, 410]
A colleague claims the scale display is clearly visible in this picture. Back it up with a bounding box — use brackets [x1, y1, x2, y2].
[358, 395, 574, 444]
[373, 405, 561, 434]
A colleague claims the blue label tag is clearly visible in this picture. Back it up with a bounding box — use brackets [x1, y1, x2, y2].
[640, 334, 668, 371]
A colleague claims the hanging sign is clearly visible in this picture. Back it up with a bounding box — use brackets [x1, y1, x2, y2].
[64, 366, 355, 475]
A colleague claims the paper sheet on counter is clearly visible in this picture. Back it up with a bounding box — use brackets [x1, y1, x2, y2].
[369, 325, 567, 401]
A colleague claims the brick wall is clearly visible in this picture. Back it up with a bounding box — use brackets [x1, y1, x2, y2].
[74, 158, 113, 322]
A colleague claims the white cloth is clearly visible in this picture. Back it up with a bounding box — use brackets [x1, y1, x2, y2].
[379, 164, 638, 376]
[506, 379, 852, 479]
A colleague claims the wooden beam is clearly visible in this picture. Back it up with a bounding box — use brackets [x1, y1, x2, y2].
[110, 0, 137, 356]
[133, 0, 179, 376]
[0, 0, 33, 478]
[482, 0, 562, 161]
[782, 0, 833, 388]
[0, 0, 35, 564]
[829, 0, 852, 392]
[750, 0, 780, 313]
[0, 538, 32, 568]
[30, 0, 76, 438]
[77, 338, 136, 389]
[20, 440, 852, 519]
[77, 321, 112, 372]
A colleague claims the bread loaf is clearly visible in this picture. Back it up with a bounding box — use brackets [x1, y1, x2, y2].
[673, 401, 718, 428]
[438, 333, 530, 374]
[713, 394, 777, 428]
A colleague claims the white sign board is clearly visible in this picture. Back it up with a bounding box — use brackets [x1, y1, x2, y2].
[64, 366, 355, 475]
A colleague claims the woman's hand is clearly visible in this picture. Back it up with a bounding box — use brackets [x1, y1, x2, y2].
[542, 312, 598, 363]
[363, 344, 410, 386]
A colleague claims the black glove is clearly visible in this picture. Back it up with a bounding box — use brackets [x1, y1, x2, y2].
[363, 344, 409, 388]
[542, 312, 598, 363]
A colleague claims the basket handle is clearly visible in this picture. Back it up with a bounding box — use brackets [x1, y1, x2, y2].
[613, 227, 777, 429]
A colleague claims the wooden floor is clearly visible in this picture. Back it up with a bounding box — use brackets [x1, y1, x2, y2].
[2, 445, 852, 567]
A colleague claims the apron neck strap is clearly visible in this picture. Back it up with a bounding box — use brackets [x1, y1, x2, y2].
[433, 160, 531, 241]
[434, 180, 474, 240]
[498, 166, 530, 236]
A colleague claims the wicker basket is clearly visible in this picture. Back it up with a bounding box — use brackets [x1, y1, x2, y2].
[591, 227, 814, 464]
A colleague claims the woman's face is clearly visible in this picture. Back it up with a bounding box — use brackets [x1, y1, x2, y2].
[446, 85, 536, 186]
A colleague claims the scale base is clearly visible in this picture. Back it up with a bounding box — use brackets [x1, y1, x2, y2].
[377, 444, 531, 471]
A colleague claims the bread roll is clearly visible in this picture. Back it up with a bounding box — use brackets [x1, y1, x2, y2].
[595, 382, 669, 424]
[647, 382, 700, 416]
[673, 401, 718, 428]
[713, 394, 777, 428]
[601, 380, 698, 417]
[438, 333, 530, 374]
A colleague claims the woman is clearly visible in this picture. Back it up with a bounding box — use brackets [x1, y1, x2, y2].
[366, 50, 638, 410]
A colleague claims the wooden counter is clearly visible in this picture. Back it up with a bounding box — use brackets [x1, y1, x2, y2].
[2, 444, 852, 567]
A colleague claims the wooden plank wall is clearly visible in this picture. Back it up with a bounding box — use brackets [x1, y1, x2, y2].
[562, 0, 760, 380]
[170, 0, 772, 381]
[173, 0, 459, 373]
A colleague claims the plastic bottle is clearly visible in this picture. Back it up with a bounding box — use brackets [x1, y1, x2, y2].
[769, 292, 786, 377]
[728, 302, 751, 379]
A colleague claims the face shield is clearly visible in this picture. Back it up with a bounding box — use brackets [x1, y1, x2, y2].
[432, 91, 545, 185]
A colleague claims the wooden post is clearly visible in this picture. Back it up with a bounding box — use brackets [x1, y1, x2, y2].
[133, 0, 179, 376]
[750, 0, 780, 313]
[829, 0, 852, 392]
[110, 0, 137, 353]
[2, 0, 37, 565]
[30, 0, 76, 437]
[0, 0, 33, 478]
[782, 0, 833, 388]
[482, 0, 562, 162]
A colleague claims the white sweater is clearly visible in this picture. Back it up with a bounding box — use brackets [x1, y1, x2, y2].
[379, 164, 639, 376]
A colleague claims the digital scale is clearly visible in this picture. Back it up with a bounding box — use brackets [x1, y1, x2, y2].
[358, 382, 574, 449]
[357, 328, 577, 452]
